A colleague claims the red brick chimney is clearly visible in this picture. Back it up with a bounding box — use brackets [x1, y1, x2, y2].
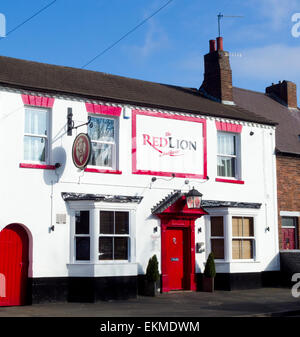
[265, 81, 298, 108]
[200, 37, 234, 104]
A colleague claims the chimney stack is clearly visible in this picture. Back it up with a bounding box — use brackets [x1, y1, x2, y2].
[265, 81, 298, 108]
[200, 37, 233, 104]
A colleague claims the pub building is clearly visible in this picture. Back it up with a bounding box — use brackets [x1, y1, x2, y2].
[0, 38, 281, 305]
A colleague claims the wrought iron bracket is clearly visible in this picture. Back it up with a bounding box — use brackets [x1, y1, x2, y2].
[67, 107, 92, 136]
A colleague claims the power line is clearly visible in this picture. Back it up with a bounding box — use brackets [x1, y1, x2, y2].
[1, 0, 58, 40]
[81, 0, 174, 69]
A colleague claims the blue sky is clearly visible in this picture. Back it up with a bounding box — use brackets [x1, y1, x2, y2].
[1, 0, 300, 96]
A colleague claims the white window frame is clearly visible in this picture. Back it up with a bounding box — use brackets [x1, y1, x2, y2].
[205, 208, 258, 263]
[217, 131, 241, 179]
[98, 210, 130, 262]
[87, 114, 119, 170]
[209, 216, 225, 261]
[74, 210, 91, 262]
[68, 201, 136, 266]
[231, 216, 255, 260]
[23, 106, 51, 164]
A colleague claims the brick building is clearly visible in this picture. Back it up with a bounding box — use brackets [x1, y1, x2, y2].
[200, 38, 300, 255]
[234, 82, 300, 252]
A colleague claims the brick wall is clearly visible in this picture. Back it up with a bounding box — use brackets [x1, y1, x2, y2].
[277, 155, 300, 249]
[266, 81, 297, 108]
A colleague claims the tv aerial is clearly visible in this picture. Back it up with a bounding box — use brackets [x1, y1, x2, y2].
[217, 12, 244, 37]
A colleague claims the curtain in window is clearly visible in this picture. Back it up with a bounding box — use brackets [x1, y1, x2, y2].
[217, 133, 236, 177]
[25, 108, 47, 135]
[24, 108, 47, 162]
[232, 217, 254, 259]
[88, 117, 115, 167]
[218, 133, 236, 155]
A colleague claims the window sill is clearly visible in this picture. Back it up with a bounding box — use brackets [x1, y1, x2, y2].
[19, 163, 56, 170]
[215, 178, 245, 184]
[84, 167, 122, 174]
[67, 262, 138, 277]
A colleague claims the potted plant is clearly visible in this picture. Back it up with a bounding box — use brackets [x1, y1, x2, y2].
[144, 254, 160, 296]
[202, 252, 216, 292]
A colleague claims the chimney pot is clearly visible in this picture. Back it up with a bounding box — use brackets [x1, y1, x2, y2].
[209, 39, 216, 53]
[216, 37, 223, 51]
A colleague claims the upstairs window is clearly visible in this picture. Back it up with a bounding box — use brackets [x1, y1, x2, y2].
[88, 116, 117, 169]
[217, 132, 240, 178]
[24, 107, 50, 163]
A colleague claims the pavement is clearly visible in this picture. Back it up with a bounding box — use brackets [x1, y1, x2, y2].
[0, 287, 299, 317]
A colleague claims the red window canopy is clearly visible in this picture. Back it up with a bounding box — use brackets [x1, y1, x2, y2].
[85, 103, 122, 116]
[21, 94, 55, 108]
[215, 121, 242, 133]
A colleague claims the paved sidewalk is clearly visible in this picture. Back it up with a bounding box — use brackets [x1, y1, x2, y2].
[0, 288, 299, 317]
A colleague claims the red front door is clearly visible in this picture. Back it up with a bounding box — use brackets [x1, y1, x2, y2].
[166, 228, 188, 290]
[282, 217, 298, 250]
[282, 228, 296, 250]
[0, 224, 29, 306]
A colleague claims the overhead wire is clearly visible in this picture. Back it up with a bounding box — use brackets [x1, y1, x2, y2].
[81, 0, 174, 69]
[0, 0, 58, 40]
[0, 0, 175, 120]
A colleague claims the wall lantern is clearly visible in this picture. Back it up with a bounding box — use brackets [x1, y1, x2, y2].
[186, 187, 203, 209]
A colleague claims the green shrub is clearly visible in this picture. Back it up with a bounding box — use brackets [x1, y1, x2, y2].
[204, 252, 216, 278]
[146, 255, 159, 282]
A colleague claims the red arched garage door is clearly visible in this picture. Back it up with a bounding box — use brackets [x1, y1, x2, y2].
[0, 224, 29, 306]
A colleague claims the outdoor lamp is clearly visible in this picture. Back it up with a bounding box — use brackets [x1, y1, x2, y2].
[186, 187, 202, 209]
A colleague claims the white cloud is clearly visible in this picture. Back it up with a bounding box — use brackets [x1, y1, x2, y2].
[179, 53, 202, 72]
[231, 44, 300, 82]
[250, 0, 299, 30]
[130, 20, 170, 58]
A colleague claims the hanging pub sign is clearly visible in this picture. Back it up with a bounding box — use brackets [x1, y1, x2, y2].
[132, 109, 207, 178]
[72, 133, 91, 169]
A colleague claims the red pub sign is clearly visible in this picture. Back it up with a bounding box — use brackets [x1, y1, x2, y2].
[72, 133, 91, 169]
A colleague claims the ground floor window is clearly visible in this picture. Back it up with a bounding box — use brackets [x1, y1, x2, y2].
[232, 217, 254, 259]
[210, 216, 224, 259]
[206, 210, 257, 262]
[99, 211, 129, 260]
[70, 206, 134, 263]
[75, 211, 90, 261]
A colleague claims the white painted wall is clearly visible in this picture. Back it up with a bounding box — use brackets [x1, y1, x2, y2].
[0, 87, 279, 278]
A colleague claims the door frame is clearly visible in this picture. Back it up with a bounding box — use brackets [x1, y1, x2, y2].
[161, 218, 196, 292]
